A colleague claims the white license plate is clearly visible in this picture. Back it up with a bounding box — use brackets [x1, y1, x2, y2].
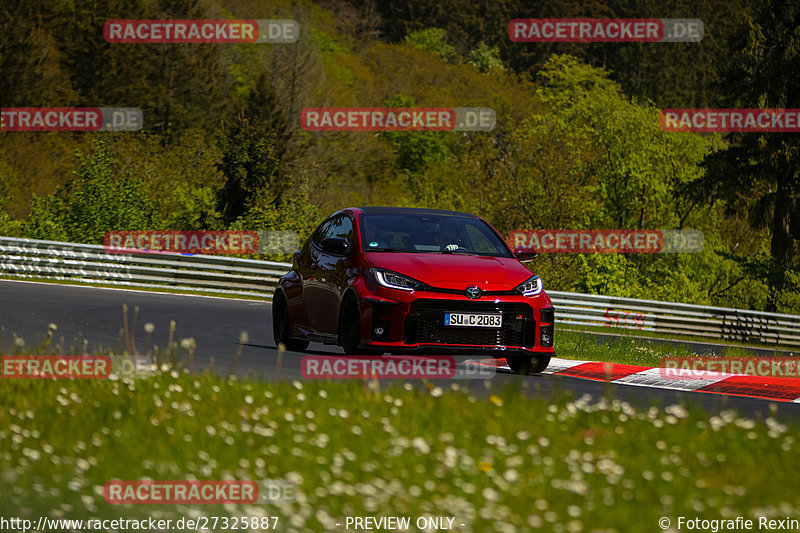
[444, 313, 502, 328]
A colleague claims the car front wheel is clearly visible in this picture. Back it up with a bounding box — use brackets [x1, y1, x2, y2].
[507, 354, 551, 374]
[339, 295, 363, 354]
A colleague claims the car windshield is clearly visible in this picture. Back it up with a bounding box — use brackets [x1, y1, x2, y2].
[360, 213, 513, 257]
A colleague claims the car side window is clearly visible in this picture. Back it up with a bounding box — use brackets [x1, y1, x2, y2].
[313, 215, 353, 247]
[312, 219, 335, 246]
[328, 216, 353, 241]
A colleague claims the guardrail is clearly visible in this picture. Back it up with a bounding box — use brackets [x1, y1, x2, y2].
[0, 236, 289, 298]
[2, 236, 799, 349]
[549, 292, 800, 349]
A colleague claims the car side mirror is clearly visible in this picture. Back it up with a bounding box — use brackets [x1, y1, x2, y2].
[516, 251, 538, 263]
[320, 236, 351, 255]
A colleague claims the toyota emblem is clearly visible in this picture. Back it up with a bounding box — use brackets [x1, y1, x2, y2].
[465, 286, 482, 299]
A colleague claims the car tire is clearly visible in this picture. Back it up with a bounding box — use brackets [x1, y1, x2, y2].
[339, 295, 363, 355]
[272, 291, 310, 352]
[507, 354, 551, 374]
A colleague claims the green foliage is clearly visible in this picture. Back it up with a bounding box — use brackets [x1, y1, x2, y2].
[402, 27, 456, 62]
[58, 0, 230, 140]
[695, 0, 800, 312]
[0, 198, 24, 238]
[229, 178, 320, 261]
[245, 74, 290, 159]
[216, 113, 284, 225]
[495, 54, 723, 233]
[26, 141, 158, 244]
[367, 0, 757, 108]
[26, 195, 69, 242]
[229, 180, 319, 236]
[484, 55, 764, 307]
[164, 185, 222, 231]
[215, 74, 295, 225]
[574, 254, 645, 298]
[0, 171, 23, 237]
[467, 42, 505, 72]
[311, 28, 351, 54]
[380, 94, 450, 174]
[779, 269, 800, 311]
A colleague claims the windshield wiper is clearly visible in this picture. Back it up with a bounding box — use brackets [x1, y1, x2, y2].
[441, 249, 476, 255]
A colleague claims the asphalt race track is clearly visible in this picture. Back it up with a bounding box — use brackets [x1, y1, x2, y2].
[2, 279, 798, 422]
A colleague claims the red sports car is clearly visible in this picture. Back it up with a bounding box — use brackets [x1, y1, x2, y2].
[272, 207, 555, 373]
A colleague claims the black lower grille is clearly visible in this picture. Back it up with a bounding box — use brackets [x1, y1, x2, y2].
[403, 300, 534, 347]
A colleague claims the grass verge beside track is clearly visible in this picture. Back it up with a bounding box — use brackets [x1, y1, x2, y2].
[555, 330, 765, 368]
[1, 367, 798, 530]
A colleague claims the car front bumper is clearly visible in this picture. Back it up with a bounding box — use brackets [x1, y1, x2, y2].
[352, 281, 555, 355]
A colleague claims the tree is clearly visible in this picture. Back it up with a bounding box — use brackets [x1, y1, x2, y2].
[245, 74, 290, 161]
[467, 42, 504, 72]
[402, 28, 455, 62]
[0, 172, 24, 237]
[53, 0, 230, 141]
[492, 55, 751, 306]
[165, 184, 222, 231]
[215, 112, 283, 226]
[26, 140, 158, 243]
[216, 65, 299, 225]
[696, 0, 800, 311]
[265, 7, 325, 138]
[508, 55, 723, 231]
[380, 94, 450, 174]
[365, 0, 757, 108]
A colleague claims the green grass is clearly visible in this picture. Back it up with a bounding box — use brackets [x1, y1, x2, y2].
[554, 330, 765, 368]
[1, 367, 798, 531]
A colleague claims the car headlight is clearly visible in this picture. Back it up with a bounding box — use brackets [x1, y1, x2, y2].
[372, 268, 424, 292]
[515, 275, 543, 297]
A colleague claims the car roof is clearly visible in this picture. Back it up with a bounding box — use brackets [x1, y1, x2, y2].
[354, 206, 480, 218]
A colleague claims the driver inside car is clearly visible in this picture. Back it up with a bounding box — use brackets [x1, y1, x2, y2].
[435, 223, 462, 251]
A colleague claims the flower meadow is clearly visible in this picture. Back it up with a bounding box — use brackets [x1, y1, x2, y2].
[1, 366, 799, 532]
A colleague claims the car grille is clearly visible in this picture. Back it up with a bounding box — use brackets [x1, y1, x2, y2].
[403, 300, 534, 347]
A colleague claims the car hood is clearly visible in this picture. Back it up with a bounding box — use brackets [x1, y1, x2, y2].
[366, 252, 534, 291]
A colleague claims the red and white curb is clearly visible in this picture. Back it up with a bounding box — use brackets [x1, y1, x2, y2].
[481, 357, 800, 403]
